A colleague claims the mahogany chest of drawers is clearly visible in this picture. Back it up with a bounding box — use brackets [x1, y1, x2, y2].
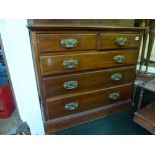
[28, 20, 144, 134]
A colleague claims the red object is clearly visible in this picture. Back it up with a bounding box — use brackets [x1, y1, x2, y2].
[0, 83, 15, 118]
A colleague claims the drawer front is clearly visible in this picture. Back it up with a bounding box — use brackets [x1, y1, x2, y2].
[43, 66, 135, 98]
[47, 84, 132, 119]
[40, 50, 138, 75]
[100, 33, 142, 49]
[37, 34, 97, 52]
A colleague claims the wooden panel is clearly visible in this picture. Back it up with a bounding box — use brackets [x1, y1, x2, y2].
[46, 84, 132, 120]
[30, 19, 135, 27]
[37, 34, 97, 52]
[133, 102, 155, 134]
[100, 33, 142, 49]
[40, 50, 138, 75]
[43, 66, 135, 98]
[45, 100, 131, 134]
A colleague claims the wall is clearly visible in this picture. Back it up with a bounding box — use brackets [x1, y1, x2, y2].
[0, 20, 45, 134]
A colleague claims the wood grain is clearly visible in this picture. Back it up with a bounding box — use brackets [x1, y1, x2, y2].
[100, 33, 142, 49]
[30, 19, 135, 27]
[37, 33, 98, 52]
[40, 50, 139, 75]
[45, 100, 131, 134]
[28, 20, 144, 133]
[133, 102, 155, 134]
[46, 83, 132, 119]
[43, 66, 135, 98]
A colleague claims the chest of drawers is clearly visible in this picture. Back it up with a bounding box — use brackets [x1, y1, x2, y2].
[28, 20, 144, 134]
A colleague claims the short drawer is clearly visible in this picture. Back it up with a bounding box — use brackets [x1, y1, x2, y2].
[100, 33, 142, 49]
[37, 34, 97, 52]
[40, 50, 138, 75]
[43, 66, 135, 98]
[46, 84, 132, 119]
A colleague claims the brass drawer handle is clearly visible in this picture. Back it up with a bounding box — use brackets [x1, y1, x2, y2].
[63, 60, 79, 69]
[109, 92, 120, 100]
[113, 55, 126, 63]
[61, 39, 78, 48]
[116, 37, 128, 46]
[111, 73, 123, 81]
[64, 102, 79, 110]
[63, 81, 78, 90]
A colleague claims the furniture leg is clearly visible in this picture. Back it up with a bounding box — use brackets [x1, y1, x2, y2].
[138, 28, 149, 72]
[132, 86, 137, 107]
[138, 87, 144, 110]
[145, 27, 155, 73]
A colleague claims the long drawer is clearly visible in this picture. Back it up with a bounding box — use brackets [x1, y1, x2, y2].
[37, 33, 97, 52]
[100, 33, 142, 49]
[40, 50, 138, 75]
[43, 66, 135, 98]
[46, 84, 132, 120]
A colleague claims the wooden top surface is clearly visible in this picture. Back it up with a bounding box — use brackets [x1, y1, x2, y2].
[135, 102, 155, 125]
[27, 19, 146, 31]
